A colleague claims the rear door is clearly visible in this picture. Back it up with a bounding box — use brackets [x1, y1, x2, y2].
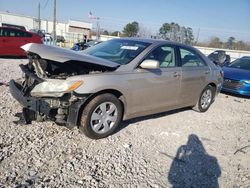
[178, 47, 210, 105]
[15, 29, 34, 55]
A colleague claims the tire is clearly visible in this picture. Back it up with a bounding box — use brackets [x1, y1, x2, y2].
[193, 85, 215, 112]
[79, 93, 123, 139]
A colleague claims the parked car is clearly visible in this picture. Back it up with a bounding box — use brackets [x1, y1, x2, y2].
[29, 29, 46, 38]
[71, 40, 101, 51]
[42, 33, 54, 45]
[56, 35, 65, 43]
[222, 56, 250, 96]
[208, 50, 231, 67]
[0, 27, 42, 56]
[9, 38, 223, 139]
[1, 23, 26, 31]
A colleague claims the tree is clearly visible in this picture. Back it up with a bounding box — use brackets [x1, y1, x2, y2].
[137, 23, 152, 38]
[184, 27, 194, 45]
[102, 30, 109, 35]
[227, 37, 235, 49]
[123, 21, 139, 37]
[208, 37, 223, 48]
[159, 22, 194, 44]
[159, 23, 172, 40]
[110, 31, 120, 36]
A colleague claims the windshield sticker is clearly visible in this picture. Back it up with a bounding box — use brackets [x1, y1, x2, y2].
[121, 46, 139, 50]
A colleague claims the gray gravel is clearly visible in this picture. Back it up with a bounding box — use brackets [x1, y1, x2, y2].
[0, 58, 249, 187]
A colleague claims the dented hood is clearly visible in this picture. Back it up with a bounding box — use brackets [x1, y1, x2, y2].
[21, 43, 119, 68]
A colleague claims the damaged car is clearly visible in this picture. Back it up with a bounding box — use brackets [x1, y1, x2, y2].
[9, 38, 223, 139]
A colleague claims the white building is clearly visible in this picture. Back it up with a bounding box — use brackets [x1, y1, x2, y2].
[0, 11, 92, 41]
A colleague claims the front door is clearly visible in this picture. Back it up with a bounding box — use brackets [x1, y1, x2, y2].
[129, 45, 181, 115]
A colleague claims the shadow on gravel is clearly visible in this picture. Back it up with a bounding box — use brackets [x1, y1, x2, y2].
[117, 107, 191, 133]
[168, 134, 221, 188]
[12, 107, 192, 137]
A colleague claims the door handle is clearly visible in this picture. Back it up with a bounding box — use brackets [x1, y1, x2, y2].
[173, 72, 180, 77]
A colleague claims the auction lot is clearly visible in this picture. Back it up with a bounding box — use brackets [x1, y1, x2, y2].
[0, 58, 249, 187]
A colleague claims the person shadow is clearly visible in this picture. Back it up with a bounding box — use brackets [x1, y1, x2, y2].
[168, 134, 221, 188]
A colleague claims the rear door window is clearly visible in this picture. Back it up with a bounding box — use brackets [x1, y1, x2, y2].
[0, 28, 3, 37]
[0, 28, 32, 38]
[180, 48, 206, 67]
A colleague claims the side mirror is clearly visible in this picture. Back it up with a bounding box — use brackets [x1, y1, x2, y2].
[140, 59, 160, 69]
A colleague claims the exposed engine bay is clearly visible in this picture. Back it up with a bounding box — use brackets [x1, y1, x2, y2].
[27, 53, 116, 80]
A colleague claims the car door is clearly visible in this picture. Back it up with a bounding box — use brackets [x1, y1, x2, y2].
[178, 47, 210, 106]
[0, 28, 7, 55]
[14, 29, 30, 55]
[0, 27, 12, 55]
[129, 45, 181, 115]
[1, 28, 23, 55]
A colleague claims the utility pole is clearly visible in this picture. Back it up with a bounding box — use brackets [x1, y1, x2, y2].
[53, 0, 56, 45]
[96, 18, 100, 40]
[38, 2, 41, 30]
[195, 28, 200, 45]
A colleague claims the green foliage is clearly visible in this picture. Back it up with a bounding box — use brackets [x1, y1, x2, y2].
[110, 31, 120, 36]
[208, 37, 223, 48]
[122, 21, 139, 37]
[198, 37, 250, 51]
[102, 30, 109, 35]
[159, 22, 194, 45]
[226, 37, 235, 49]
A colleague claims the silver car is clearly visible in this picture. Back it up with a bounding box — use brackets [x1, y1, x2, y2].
[9, 38, 223, 139]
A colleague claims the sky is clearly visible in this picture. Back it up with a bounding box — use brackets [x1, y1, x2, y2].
[0, 0, 250, 42]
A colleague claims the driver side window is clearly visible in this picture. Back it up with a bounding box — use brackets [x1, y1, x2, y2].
[145, 45, 176, 68]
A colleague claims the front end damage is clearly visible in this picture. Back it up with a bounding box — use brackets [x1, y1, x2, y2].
[9, 43, 118, 127]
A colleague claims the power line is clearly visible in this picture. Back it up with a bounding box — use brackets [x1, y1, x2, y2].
[42, 0, 49, 10]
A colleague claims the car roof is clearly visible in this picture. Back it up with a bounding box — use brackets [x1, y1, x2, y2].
[113, 37, 194, 49]
[0, 26, 29, 32]
[0, 26, 22, 29]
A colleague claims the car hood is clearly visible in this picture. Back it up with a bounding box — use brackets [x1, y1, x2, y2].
[21, 43, 119, 68]
[223, 66, 250, 80]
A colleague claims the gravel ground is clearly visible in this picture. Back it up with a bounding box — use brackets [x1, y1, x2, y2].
[0, 58, 249, 188]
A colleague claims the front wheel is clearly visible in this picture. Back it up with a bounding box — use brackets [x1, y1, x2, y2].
[193, 85, 215, 112]
[79, 94, 123, 139]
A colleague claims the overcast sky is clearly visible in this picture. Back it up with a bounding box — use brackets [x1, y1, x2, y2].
[0, 0, 249, 42]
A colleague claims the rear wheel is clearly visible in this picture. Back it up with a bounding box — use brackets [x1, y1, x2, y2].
[79, 94, 123, 139]
[193, 85, 215, 112]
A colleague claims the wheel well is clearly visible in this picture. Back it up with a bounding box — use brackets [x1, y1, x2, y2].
[208, 83, 217, 91]
[77, 89, 126, 126]
[208, 83, 217, 101]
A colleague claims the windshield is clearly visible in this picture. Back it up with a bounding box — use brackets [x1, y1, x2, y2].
[83, 39, 151, 65]
[227, 58, 250, 70]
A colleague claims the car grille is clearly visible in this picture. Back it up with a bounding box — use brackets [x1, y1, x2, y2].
[223, 78, 243, 90]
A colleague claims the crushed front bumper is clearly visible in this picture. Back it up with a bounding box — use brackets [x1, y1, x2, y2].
[9, 79, 50, 116]
[9, 79, 86, 126]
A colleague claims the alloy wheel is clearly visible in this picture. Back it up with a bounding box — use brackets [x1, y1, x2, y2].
[200, 89, 212, 109]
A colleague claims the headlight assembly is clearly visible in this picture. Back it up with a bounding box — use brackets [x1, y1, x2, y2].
[243, 80, 250, 84]
[31, 79, 83, 97]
